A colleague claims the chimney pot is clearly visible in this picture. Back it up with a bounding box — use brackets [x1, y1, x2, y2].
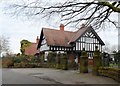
[60, 24, 64, 31]
[36, 36, 39, 43]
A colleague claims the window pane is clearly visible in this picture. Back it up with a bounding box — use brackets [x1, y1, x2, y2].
[85, 38, 93, 43]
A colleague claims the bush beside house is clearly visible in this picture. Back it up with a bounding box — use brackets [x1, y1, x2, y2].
[2, 55, 41, 68]
[2, 52, 69, 70]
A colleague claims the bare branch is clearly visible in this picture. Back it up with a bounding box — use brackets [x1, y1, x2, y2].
[5, 1, 120, 29]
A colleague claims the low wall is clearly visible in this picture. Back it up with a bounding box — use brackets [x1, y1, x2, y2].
[98, 67, 120, 82]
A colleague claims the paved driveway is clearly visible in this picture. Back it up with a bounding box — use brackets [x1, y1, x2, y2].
[2, 68, 119, 85]
[2, 68, 55, 84]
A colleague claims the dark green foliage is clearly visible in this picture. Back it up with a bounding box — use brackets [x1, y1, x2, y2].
[47, 52, 56, 63]
[55, 64, 61, 69]
[60, 53, 68, 70]
[93, 46, 102, 75]
[2, 54, 42, 68]
[13, 57, 21, 63]
[80, 48, 88, 73]
[13, 63, 42, 68]
[55, 53, 61, 69]
[2, 52, 68, 70]
[113, 50, 120, 68]
[98, 67, 120, 82]
[40, 54, 45, 63]
[13, 55, 28, 63]
[47, 52, 68, 70]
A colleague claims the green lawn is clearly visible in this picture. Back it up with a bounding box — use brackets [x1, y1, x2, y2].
[109, 63, 119, 68]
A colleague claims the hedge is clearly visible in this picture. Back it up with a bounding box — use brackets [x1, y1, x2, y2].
[98, 67, 120, 82]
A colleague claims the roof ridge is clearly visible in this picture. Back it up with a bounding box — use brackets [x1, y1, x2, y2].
[42, 27, 75, 33]
[68, 26, 90, 43]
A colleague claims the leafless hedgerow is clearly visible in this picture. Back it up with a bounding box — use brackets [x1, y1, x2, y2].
[0, 36, 10, 57]
[5, 0, 120, 29]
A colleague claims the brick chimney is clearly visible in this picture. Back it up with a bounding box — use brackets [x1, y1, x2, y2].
[60, 24, 64, 31]
[36, 36, 39, 43]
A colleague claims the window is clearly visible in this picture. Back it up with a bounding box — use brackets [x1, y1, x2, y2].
[85, 43, 89, 51]
[85, 38, 93, 43]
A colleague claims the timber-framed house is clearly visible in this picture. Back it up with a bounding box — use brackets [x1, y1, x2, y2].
[37, 24, 105, 62]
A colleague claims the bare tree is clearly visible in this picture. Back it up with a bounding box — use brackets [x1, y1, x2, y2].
[0, 36, 10, 57]
[4, 1, 120, 29]
[111, 45, 118, 52]
[102, 41, 111, 53]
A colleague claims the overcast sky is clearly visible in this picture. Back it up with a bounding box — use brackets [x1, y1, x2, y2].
[0, 1, 118, 54]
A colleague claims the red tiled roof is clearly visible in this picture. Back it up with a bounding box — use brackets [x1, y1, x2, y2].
[69, 26, 90, 43]
[37, 25, 104, 49]
[43, 28, 76, 47]
[25, 43, 39, 55]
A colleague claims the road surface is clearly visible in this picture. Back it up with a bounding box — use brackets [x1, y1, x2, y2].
[2, 68, 119, 85]
[2, 68, 56, 84]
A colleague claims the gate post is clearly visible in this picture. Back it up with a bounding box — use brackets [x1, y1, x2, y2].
[80, 48, 88, 73]
[61, 53, 68, 70]
[56, 52, 61, 69]
[93, 46, 102, 75]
